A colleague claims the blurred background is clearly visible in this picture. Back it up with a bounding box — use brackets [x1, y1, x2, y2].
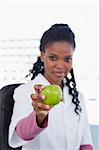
[0, 0, 98, 126]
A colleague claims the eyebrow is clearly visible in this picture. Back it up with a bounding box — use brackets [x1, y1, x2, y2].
[49, 53, 72, 58]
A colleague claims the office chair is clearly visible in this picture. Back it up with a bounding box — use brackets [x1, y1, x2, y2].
[90, 124, 99, 150]
[0, 84, 22, 150]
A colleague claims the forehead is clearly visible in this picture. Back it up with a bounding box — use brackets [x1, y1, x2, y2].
[45, 41, 74, 56]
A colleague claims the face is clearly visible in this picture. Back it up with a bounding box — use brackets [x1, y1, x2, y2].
[40, 41, 74, 86]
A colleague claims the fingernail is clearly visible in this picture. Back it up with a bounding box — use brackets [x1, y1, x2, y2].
[42, 95, 45, 99]
[38, 94, 45, 100]
[46, 105, 50, 110]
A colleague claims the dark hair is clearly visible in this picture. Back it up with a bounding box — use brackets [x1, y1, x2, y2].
[40, 24, 76, 52]
[27, 24, 81, 116]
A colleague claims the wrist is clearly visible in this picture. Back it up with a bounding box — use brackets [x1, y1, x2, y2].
[36, 111, 48, 127]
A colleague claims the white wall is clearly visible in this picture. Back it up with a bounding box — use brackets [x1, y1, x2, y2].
[0, 1, 98, 124]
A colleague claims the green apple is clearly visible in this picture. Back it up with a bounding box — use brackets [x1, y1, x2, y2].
[41, 85, 62, 105]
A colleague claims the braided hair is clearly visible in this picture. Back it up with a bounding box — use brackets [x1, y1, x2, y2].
[28, 24, 81, 115]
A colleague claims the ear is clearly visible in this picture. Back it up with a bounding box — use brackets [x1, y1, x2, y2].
[40, 52, 45, 62]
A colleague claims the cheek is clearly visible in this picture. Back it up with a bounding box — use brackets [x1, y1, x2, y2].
[65, 64, 72, 72]
[45, 59, 55, 67]
[44, 60, 53, 71]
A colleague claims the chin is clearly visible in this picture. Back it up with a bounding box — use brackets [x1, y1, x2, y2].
[52, 78, 63, 84]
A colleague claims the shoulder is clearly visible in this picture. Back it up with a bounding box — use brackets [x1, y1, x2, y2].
[13, 79, 35, 102]
[15, 79, 35, 92]
[14, 73, 43, 94]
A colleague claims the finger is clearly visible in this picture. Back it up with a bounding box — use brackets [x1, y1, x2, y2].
[34, 84, 45, 93]
[32, 101, 43, 110]
[36, 102, 43, 108]
[35, 102, 49, 111]
[42, 104, 51, 111]
[31, 93, 45, 102]
[35, 105, 50, 114]
[31, 93, 38, 101]
[32, 101, 37, 107]
[32, 101, 42, 111]
[37, 94, 45, 100]
[32, 102, 42, 113]
[32, 101, 51, 111]
[34, 107, 41, 114]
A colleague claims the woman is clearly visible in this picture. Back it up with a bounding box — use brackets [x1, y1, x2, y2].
[9, 24, 93, 150]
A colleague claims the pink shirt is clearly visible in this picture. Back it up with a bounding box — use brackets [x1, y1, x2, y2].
[16, 111, 48, 140]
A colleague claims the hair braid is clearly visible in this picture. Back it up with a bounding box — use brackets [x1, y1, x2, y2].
[65, 69, 81, 115]
[26, 57, 44, 80]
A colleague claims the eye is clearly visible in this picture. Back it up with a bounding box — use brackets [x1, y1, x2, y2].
[49, 56, 57, 61]
[64, 57, 72, 63]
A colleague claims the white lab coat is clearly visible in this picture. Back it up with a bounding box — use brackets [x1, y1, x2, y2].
[9, 73, 92, 150]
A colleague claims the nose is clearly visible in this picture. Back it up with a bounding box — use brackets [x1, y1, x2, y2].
[56, 65, 64, 70]
[56, 61, 65, 70]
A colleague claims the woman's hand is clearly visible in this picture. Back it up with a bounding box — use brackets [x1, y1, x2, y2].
[31, 84, 52, 125]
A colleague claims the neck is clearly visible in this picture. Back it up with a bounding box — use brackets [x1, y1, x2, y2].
[43, 73, 63, 87]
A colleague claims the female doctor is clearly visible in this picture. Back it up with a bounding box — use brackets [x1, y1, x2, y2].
[9, 24, 93, 150]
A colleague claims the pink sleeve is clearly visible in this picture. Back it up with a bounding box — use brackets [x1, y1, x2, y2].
[16, 111, 48, 140]
[79, 144, 93, 150]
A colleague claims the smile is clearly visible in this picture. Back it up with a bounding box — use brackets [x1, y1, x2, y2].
[54, 72, 65, 77]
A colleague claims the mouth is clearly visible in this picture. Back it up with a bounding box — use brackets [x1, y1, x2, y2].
[54, 72, 65, 78]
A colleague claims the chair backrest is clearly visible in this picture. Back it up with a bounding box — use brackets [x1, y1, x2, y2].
[90, 125, 99, 150]
[0, 84, 22, 150]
